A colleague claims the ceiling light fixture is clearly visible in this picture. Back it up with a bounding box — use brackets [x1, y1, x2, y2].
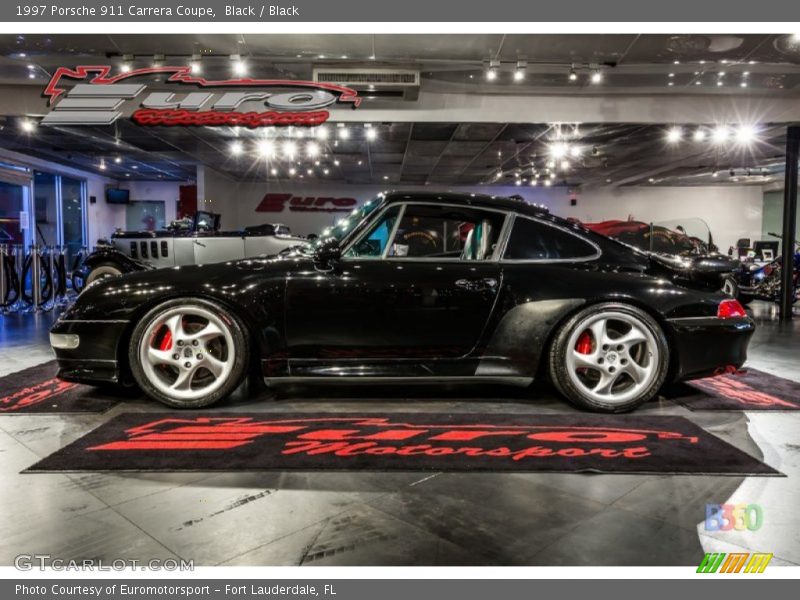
[590, 69, 603, 84]
[735, 124, 758, 145]
[568, 67, 578, 82]
[666, 126, 682, 143]
[20, 119, 35, 133]
[366, 128, 377, 141]
[712, 125, 730, 144]
[257, 140, 275, 158]
[693, 128, 706, 142]
[114, 156, 122, 164]
[549, 142, 569, 159]
[307, 142, 320, 157]
[231, 54, 247, 76]
[514, 61, 527, 82]
[486, 59, 500, 81]
[230, 141, 243, 155]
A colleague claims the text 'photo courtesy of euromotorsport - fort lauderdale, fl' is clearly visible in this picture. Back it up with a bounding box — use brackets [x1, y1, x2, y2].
[0, 0, 799, 598]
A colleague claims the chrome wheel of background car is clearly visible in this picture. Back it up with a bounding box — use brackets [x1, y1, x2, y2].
[721, 276, 738, 298]
[564, 310, 660, 406]
[138, 305, 236, 402]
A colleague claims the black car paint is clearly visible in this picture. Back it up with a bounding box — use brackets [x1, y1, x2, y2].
[52, 191, 754, 389]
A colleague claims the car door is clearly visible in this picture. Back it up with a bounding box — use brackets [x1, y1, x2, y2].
[192, 233, 246, 264]
[284, 201, 507, 373]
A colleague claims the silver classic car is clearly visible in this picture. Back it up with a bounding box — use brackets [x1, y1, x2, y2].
[74, 211, 308, 289]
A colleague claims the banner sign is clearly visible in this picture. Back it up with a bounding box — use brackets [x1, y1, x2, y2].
[41, 66, 360, 128]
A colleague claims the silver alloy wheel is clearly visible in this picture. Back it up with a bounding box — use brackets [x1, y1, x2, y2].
[138, 305, 235, 402]
[564, 310, 660, 406]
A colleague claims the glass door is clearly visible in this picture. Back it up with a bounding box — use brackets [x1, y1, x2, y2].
[0, 181, 25, 245]
[60, 176, 85, 264]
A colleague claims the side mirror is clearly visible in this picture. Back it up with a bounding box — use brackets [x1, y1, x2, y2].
[313, 236, 342, 264]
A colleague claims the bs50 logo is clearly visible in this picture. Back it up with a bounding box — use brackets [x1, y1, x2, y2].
[41, 66, 360, 128]
[705, 503, 764, 531]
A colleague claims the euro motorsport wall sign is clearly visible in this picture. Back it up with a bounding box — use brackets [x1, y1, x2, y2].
[40, 66, 361, 128]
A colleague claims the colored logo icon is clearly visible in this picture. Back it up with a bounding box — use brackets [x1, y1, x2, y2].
[697, 552, 773, 573]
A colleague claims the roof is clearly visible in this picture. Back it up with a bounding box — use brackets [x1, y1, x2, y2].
[381, 190, 550, 217]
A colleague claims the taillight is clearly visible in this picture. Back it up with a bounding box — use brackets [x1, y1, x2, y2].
[717, 299, 747, 319]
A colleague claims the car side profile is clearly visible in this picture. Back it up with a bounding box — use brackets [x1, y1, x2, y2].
[50, 191, 755, 413]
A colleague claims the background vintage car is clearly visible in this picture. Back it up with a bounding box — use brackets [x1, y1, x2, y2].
[74, 211, 308, 288]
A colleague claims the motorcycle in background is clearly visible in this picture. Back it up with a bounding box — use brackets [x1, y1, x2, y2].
[733, 232, 800, 305]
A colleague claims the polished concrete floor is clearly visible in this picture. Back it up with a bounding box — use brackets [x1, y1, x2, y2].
[0, 302, 798, 567]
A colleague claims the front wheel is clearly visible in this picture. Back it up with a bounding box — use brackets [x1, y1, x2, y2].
[548, 303, 669, 413]
[84, 262, 123, 287]
[129, 298, 249, 408]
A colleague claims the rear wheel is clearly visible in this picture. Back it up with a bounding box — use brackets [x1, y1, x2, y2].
[129, 298, 249, 408]
[548, 303, 669, 413]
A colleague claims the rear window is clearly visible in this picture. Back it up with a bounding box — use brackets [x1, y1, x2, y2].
[503, 217, 598, 260]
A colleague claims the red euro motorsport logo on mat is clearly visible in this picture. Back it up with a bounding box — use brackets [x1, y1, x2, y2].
[697, 552, 773, 573]
[40, 66, 361, 128]
[85, 416, 698, 457]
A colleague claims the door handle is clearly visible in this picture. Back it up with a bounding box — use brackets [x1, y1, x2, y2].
[455, 277, 498, 291]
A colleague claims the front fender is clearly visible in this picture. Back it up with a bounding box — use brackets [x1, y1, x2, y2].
[81, 247, 153, 274]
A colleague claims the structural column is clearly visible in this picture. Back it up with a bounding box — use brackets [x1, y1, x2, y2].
[780, 125, 800, 321]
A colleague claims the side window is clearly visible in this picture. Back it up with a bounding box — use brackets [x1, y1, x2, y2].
[503, 217, 598, 260]
[387, 204, 505, 260]
[344, 205, 402, 258]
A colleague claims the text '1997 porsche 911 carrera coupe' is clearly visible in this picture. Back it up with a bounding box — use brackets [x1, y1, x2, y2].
[49, 191, 755, 413]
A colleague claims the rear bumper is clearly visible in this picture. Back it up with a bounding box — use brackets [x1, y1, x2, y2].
[667, 316, 755, 380]
[50, 318, 128, 385]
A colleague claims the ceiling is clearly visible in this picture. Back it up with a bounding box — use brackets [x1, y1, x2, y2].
[4, 33, 800, 94]
[0, 33, 798, 188]
[0, 117, 788, 188]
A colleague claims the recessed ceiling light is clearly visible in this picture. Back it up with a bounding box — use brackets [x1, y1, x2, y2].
[666, 126, 682, 143]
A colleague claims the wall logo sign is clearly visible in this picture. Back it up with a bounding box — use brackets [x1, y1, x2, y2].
[256, 193, 358, 213]
[41, 66, 361, 128]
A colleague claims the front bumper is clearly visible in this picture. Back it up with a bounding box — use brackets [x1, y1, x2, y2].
[667, 316, 756, 380]
[50, 318, 129, 385]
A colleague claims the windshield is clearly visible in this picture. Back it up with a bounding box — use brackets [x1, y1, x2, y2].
[306, 195, 385, 251]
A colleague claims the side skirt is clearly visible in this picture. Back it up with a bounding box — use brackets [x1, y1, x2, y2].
[263, 375, 533, 387]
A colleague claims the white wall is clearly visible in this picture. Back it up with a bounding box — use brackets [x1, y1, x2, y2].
[200, 169, 763, 252]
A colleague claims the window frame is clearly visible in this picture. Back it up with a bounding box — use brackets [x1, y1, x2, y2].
[499, 213, 602, 263]
[341, 201, 513, 263]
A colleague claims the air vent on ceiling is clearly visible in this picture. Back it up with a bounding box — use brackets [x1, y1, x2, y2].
[313, 68, 420, 101]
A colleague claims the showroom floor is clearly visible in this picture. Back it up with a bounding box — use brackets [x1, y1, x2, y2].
[0, 303, 798, 567]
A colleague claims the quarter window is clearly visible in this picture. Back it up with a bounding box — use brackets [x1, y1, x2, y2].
[503, 217, 597, 260]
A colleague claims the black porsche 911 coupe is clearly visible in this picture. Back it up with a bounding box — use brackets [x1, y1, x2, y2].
[50, 191, 754, 413]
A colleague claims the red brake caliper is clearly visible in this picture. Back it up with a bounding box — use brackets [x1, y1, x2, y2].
[159, 329, 173, 351]
[575, 331, 593, 355]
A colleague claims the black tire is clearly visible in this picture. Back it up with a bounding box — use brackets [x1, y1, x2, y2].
[128, 297, 249, 408]
[548, 302, 670, 413]
[84, 262, 123, 286]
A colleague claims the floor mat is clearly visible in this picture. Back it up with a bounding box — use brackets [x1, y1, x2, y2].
[0, 360, 124, 414]
[26, 412, 780, 475]
[669, 369, 800, 411]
